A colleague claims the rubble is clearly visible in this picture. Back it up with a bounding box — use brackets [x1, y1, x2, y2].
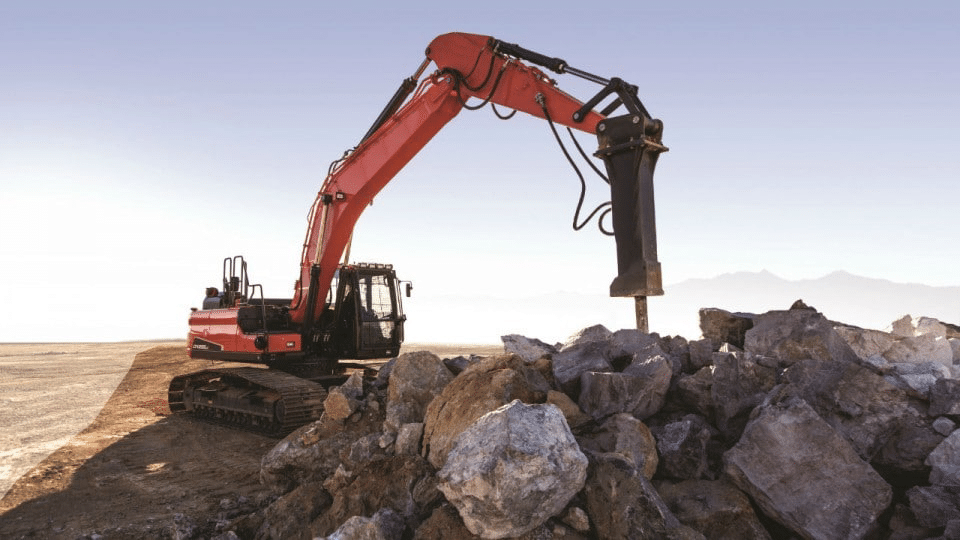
[169, 303, 960, 539]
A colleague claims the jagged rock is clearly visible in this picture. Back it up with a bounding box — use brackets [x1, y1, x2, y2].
[686, 339, 715, 373]
[422, 355, 547, 469]
[916, 317, 948, 338]
[552, 340, 613, 392]
[906, 485, 960, 528]
[170, 513, 198, 540]
[930, 379, 960, 417]
[320, 507, 405, 540]
[576, 413, 658, 479]
[412, 504, 476, 539]
[933, 417, 957, 436]
[874, 421, 944, 474]
[673, 367, 715, 420]
[834, 325, 896, 361]
[710, 351, 776, 441]
[723, 396, 891, 540]
[437, 400, 587, 539]
[886, 503, 938, 540]
[699, 308, 754, 349]
[926, 430, 960, 486]
[653, 414, 718, 480]
[656, 478, 772, 540]
[346, 433, 388, 467]
[546, 389, 592, 429]
[443, 355, 482, 375]
[257, 483, 331, 540]
[395, 423, 423, 456]
[578, 357, 671, 421]
[607, 329, 661, 362]
[583, 453, 702, 540]
[385, 351, 455, 432]
[884, 334, 954, 367]
[501, 334, 558, 363]
[781, 356, 921, 464]
[892, 315, 915, 338]
[261, 427, 360, 494]
[884, 361, 951, 399]
[324, 382, 363, 423]
[561, 324, 613, 350]
[952, 338, 960, 363]
[744, 308, 860, 366]
[311, 455, 440, 538]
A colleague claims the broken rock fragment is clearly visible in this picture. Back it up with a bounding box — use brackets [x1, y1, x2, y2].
[437, 400, 587, 539]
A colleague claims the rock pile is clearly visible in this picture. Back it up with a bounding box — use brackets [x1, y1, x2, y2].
[205, 302, 960, 540]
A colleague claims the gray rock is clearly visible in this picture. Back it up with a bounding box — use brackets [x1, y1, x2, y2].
[578, 356, 671, 421]
[930, 378, 960, 417]
[442, 355, 483, 375]
[395, 423, 424, 456]
[884, 334, 954, 367]
[583, 453, 698, 540]
[744, 309, 861, 366]
[654, 415, 718, 481]
[552, 340, 613, 391]
[884, 361, 951, 399]
[874, 421, 944, 474]
[686, 339, 715, 373]
[576, 413, 658, 479]
[674, 367, 716, 421]
[834, 325, 896, 361]
[437, 400, 587, 539]
[906, 485, 960, 528]
[560, 324, 613, 350]
[607, 329, 661, 360]
[699, 308, 754, 349]
[321, 507, 405, 540]
[710, 351, 776, 441]
[916, 317, 948, 338]
[951, 338, 960, 364]
[422, 355, 547, 469]
[324, 386, 363, 423]
[501, 334, 558, 363]
[933, 416, 956, 436]
[385, 351, 455, 432]
[891, 315, 915, 338]
[781, 357, 920, 464]
[723, 396, 891, 540]
[657, 478, 772, 540]
[926, 430, 960, 486]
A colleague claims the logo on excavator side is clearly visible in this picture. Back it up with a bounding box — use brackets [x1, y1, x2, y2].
[192, 338, 223, 352]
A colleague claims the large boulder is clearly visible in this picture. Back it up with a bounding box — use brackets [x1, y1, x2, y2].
[654, 414, 719, 481]
[261, 426, 364, 494]
[385, 351, 455, 432]
[583, 453, 703, 540]
[422, 355, 548, 469]
[743, 308, 860, 366]
[905, 485, 960, 529]
[578, 355, 672, 421]
[656, 478, 771, 540]
[723, 396, 891, 540]
[319, 507, 404, 540]
[257, 483, 331, 540]
[926, 430, 960, 487]
[710, 351, 776, 441]
[500, 334, 557, 363]
[576, 413, 659, 479]
[437, 400, 587, 539]
[699, 308, 754, 349]
[834, 325, 895, 361]
[883, 334, 954, 367]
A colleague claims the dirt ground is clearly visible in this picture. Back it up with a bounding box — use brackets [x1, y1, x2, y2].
[0, 342, 500, 539]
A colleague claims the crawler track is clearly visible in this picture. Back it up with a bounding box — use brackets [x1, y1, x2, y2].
[168, 367, 327, 436]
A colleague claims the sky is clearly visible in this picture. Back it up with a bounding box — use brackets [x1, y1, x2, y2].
[1, 1, 957, 344]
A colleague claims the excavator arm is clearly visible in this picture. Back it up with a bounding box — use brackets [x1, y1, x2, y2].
[291, 32, 667, 333]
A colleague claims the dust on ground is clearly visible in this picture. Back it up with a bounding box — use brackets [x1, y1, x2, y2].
[0, 342, 499, 539]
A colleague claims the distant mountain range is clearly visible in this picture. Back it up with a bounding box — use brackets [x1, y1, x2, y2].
[408, 271, 960, 344]
[651, 270, 960, 338]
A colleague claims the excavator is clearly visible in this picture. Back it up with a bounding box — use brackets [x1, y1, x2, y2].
[168, 32, 668, 435]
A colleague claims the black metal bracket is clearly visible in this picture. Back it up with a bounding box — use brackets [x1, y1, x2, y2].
[573, 78, 650, 124]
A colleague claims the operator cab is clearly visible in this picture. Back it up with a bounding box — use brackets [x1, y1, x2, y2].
[324, 262, 407, 359]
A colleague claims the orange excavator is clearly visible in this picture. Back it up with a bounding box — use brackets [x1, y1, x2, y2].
[168, 32, 668, 435]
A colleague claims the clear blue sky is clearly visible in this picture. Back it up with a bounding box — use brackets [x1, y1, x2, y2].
[1, 1, 957, 343]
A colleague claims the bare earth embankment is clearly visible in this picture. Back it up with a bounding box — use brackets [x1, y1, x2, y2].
[0, 341, 498, 539]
